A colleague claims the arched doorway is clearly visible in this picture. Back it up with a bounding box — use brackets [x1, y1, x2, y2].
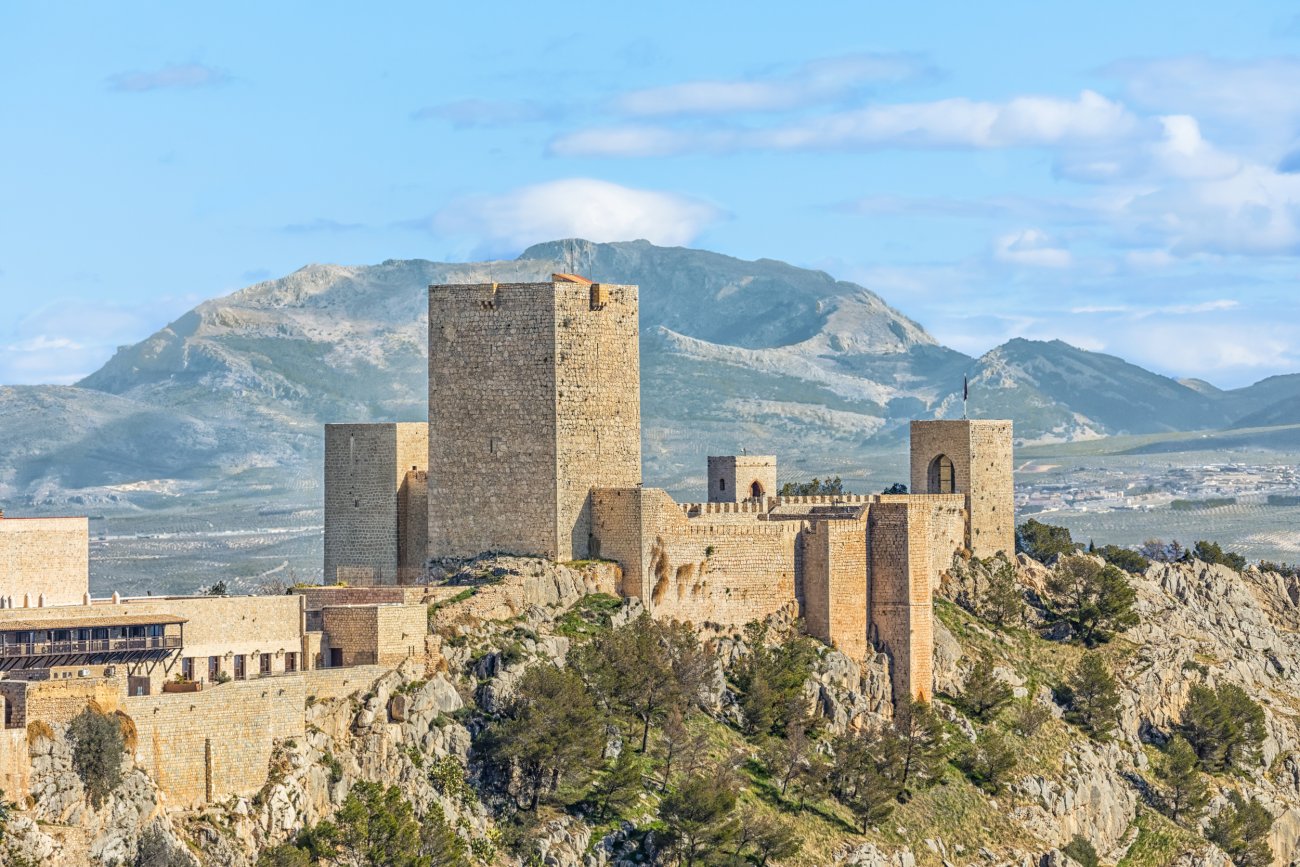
[750, 480, 764, 499]
[928, 454, 956, 494]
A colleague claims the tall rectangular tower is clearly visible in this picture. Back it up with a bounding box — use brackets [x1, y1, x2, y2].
[427, 276, 641, 561]
[909, 419, 1014, 558]
[324, 423, 429, 583]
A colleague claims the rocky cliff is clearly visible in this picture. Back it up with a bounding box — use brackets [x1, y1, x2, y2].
[8, 550, 1300, 865]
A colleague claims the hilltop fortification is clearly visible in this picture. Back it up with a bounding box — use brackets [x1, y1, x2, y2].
[324, 274, 1015, 702]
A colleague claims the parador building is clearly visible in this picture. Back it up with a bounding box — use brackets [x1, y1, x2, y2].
[325, 273, 1015, 705]
[0, 271, 1013, 807]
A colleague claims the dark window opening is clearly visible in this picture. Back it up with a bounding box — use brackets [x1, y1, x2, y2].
[928, 454, 957, 494]
[751, 481, 764, 499]
[719, 478, 726, 491]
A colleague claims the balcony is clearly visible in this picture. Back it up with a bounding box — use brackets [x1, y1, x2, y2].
[0, 634, 182, 658]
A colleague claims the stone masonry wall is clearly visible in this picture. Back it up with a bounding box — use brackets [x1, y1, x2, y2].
[428, 280, 641, 562]
[801, 516, 869, 660]
[909, 420, 1015, 559]
[127, 676, 305, 808]
[428, 283, 560, 559]
[397, 469, 429, 581]
[553, 281, 641, 561]
[319, 606, 381, 667]
[967, 420, 1015, 558]
[592, 487, 798, 626]
[0, 729, 28, 802]
[0, 517, 89, 606]
[707, 456, 778, 503]
[868, 501, 934, 702]
[324, 423, 428, 585]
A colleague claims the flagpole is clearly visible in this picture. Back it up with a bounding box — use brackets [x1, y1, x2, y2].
[963, 375, 968, 420]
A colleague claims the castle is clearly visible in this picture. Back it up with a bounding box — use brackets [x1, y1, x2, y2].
[0, 271, 1012, 812]
[325, 274, 1015, 702]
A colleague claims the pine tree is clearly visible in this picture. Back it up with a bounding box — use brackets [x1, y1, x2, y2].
[1046, 556, 1139, 645]
[1207, 791, 1274, 867]
[588, 748, 648, 820]
[658, 771, 740, 867]
[887, 697, 949, 799]
[1156, 735, 1209, 825]
[1179, 683, 1266, 774]
[955, 729, 1018, 794]
[828, 728, 897, 832]
[959, 651, 1014, 721]
[1063, 652, 1120, 738]
[981, 558, 1024, 627]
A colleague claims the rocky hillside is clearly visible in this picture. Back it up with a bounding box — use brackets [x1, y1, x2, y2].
[10, 551, 1300, 865]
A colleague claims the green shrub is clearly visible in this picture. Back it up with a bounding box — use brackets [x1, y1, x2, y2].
[1061, 835, 1098, 867]
[68, 707, 124, 808]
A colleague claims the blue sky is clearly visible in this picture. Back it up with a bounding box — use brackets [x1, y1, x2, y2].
[3, 2, 1300, 387]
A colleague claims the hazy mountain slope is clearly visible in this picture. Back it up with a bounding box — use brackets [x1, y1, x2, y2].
[2, 239, 1299, 588]
[966, 338, 1230, 439]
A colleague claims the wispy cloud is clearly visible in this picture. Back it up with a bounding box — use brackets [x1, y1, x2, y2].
[412, 98, 557, 127]
[427, 178, 721, 252]
[615, 53, 934, 117]
[281, 218, 364, 234]
[993, 229, 1072, 268]
[551, 90, 1137, 157]
[107, 62, 230, 93]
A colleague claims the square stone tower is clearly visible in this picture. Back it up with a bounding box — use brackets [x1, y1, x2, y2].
[707, 455, 777, 502]
[427, 276, 641, 561]
[324, 423, 429, 583]
[909, 419, 1014, 558]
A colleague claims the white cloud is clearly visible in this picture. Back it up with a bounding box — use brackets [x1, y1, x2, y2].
[107, 63, 230, 93]
[616, 53, 931, 116]
[552, 90, 1138, 156]
[1108, 56, 1300, 154]
[431, 178, 722, 250]
[994, 229, 1072, 268]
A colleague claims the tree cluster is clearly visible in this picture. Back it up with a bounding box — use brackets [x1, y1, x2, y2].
[256, 781, 468, 867]
[1015, 519, 1079, 562]
[67, 707, 125, 809]
[777, 477, 846, 497]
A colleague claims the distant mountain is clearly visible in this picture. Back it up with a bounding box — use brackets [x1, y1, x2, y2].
[1, 239, 1298, 587]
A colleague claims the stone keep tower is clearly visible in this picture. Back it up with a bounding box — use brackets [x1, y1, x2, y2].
[324, 423, 429, 584]
[909, 419, 1014, 558]
[427, 276, 641, 561]
[707, 455, 777, 502]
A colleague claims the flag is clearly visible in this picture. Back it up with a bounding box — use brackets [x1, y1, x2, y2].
[963, 375, 968, 402]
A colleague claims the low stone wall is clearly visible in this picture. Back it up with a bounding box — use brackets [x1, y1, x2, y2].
[300, 665, 391, 702]
[126, 676, 306, 808]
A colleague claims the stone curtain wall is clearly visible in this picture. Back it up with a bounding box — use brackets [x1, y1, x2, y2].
[324, 423, 428, 584]
[707, 456, 777, 503]
[300, 664, 391, 701]
[801, 516, 869, 660]
[0, 517, 90, 606]
[23, 677, 124, 725]
[868, 502, 935, 702]
[374, 605, 426, 666]
[0, 729, 28, 802]
[127, 677, 305, 808]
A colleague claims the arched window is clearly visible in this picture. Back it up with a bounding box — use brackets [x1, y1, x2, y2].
[928, 454, 956, 494]
[719, 478, 726, 492]
[751, 480, 764, 499]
